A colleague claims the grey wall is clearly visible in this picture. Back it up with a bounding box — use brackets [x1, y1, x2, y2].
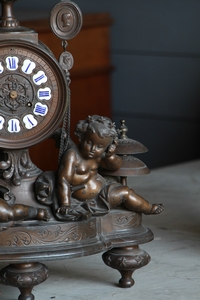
[13, 1, 200, 168]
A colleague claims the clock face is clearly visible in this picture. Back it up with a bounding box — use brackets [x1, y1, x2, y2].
[0, 40, 68, 149]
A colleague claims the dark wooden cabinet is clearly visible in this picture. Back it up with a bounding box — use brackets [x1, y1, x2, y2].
[21, 13, 113, 171]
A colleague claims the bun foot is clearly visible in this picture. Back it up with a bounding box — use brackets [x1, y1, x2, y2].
[0, 262, 49, 300]
[102, 245, 150, 288]
[18, 288, 34, 300]
[119, 270, 135, 288]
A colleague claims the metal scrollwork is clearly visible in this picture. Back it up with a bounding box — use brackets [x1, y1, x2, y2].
[2, 222, 96, 247]
[115, 213, 137, 228]
[0, 75, 32, 113]
[0, 149, 40, 185]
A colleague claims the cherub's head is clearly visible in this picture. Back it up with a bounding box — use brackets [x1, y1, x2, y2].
[75, 115, 118, 159]
[75, 115, 118, 140]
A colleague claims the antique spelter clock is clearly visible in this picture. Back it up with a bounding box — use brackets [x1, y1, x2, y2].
[0, 1, 163, 299]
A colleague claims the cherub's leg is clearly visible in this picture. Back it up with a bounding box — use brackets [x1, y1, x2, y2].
[124, 189, 164, 214]
[108, 186, 164, 215]
[0, 199, 50, 223]
[12, 204, 50, 221]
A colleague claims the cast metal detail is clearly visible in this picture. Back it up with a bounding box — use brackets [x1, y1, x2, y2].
[0, 75, 32, 112]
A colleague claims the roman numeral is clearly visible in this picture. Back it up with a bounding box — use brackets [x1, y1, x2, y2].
[39, 91, 49, 97]
[0, 116, 5, 130]
[23, 114, 38, 129]
[22, 59, 36, 74]
[34, 74, 45, 83]
[6, 56, 19, 71]
[38, 87, 51, 100]
[8, 119, 20, 133]
[33, 71, 47, 85]
[34, 103, 48, 116]
[0, 62, 4, 74]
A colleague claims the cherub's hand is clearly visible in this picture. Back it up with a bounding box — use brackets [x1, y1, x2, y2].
[106, 140, 117, 157]
[57, 205, 69, 215]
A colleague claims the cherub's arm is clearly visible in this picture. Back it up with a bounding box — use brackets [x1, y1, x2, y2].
[57, 150, 76, 212]
[100, 141, 122, 171]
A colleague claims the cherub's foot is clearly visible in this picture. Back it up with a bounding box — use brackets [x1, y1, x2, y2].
[36, 208, 50, 221]
[57, 205, 69, 215]
[146, 204, 164, 215]
[56, 205, 92, 221]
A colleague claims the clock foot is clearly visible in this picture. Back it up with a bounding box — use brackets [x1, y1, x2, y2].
[0, 262, 49, 300]
[102, 245, 151, 288]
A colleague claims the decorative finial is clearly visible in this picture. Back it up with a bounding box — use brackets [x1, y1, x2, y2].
[118, 119, 128, 139]
[0, 0, 19, 28]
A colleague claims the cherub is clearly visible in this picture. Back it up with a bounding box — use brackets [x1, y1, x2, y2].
[0, 179, 50, 229]
[0, 200, 50, 223]
[56, 115, 164, 217]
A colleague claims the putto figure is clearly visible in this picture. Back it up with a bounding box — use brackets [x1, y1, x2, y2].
[56, 115, 164, 218]
[0, 179, 50, 230]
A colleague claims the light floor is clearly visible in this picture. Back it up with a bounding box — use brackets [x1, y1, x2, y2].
[0, 160, 200, 300]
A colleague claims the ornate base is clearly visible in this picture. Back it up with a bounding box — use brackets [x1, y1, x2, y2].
[102, 245, 151, 288]
[0, 262, 49, 300]
[0, 210, 153, 298]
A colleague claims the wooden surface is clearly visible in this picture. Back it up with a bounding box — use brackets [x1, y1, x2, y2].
[21, 13, 113, 171]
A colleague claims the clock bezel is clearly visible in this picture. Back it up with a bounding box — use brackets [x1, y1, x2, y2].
[0, 40, 68, 150]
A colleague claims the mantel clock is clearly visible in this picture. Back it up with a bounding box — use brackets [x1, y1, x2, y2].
[0, 2, 162, 300]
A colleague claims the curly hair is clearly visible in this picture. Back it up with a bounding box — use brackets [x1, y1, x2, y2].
[75, 115, 118, 141]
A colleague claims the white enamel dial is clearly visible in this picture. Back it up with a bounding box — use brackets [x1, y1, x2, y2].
[0, 41, 68, 149]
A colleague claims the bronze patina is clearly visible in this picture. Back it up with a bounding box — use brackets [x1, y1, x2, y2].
[0, 1, 164, 299]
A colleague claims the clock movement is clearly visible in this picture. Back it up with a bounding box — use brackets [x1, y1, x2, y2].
[0, 1, 163, 299]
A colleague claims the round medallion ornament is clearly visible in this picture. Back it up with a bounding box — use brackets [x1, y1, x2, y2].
[59, 51, 74, 71]
[50, 0, 83, 40]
